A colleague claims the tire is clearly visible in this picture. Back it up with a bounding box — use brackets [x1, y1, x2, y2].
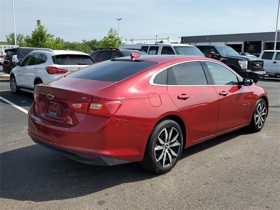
[141, 120, 183, 174]
[10, 75, 19, 94]
[249, 98, 267, 132]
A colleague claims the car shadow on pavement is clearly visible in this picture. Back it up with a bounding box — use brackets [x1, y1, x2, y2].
[0, 128, 250, 202]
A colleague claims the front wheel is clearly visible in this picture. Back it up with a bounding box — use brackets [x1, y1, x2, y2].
[249, 98, 267, 132]
[141, 120, 183, 174]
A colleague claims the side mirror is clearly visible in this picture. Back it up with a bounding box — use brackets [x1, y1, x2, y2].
[209, 52, 220, 60]
[242, 78, 253, 86]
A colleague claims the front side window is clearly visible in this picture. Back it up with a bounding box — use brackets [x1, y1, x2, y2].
[173, 46, 204, 56]
[20, 54, 32, 66]
[275, 52, 280, 60]
[206, 61, 238, 85]
[28, 53, 39, 66]
[261, 52, 274, 60]
[215, 46, 239, 56]
[161, 46, 175, 55]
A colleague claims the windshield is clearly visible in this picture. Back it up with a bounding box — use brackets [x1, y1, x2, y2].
[173, 46, 204, 56]
[215, 46, 239, 56]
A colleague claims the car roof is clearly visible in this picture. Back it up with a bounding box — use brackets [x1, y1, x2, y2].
[32, 49, 89, 55]
[117, 55, 214, 64]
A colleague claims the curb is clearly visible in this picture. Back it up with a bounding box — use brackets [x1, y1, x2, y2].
[0, 73, 10, 79]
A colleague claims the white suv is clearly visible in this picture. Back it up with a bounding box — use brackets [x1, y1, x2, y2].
[119, 43, 204, 56]
[10, 49, 94, 94]
[259, 50, 280, 77]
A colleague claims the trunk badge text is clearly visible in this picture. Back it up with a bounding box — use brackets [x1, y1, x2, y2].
[47, 94, 54, 100]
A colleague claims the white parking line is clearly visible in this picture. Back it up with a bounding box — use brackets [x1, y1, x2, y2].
[259, 84, 279, 88]
[0, 96, 28, 114]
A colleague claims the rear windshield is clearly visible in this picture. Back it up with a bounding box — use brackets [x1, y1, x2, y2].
[68, 60, 157, 81]
[4, 50, 15, 60]
[52, 55, 94, 65]
[174, 46, 204, 56]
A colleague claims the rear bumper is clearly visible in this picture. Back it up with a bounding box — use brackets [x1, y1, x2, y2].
[28, 106, 151, 165]
[30, 134, 129, 166]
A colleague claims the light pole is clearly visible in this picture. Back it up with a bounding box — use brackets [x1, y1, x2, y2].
[274, 0, 280, 50]
[12, 0, 17, 46]
[117, 18, 122, 37]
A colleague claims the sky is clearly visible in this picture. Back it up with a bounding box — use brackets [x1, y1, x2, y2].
[0, 0, 279, 43]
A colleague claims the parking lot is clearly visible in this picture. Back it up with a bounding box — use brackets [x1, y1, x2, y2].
[0, 65, 279, 210]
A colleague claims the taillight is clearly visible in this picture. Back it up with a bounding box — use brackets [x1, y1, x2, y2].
[46, 66, 68, 74]
[69, 103, 89, 113]
[89, 101, 122, 117]
[68, 100, 122, 117]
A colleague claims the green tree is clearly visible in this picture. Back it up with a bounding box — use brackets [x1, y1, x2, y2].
[82, 39, 101, 51]
[25, 20, 51, 47]
[99, 28, 121, 48]
[62, 41, 92, 53]
[5, 33, 26, 46]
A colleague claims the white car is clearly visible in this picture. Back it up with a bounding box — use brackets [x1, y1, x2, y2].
[259, 50, 280, 77]
[10, 49, 94, 94]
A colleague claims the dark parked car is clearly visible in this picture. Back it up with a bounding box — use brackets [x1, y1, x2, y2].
[3, 47, 48, 73]
[28, 54, 268, 174]
[90, 48, 147, 63]
[196, 45, 266, 82]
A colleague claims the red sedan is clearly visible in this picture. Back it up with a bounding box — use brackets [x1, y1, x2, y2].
[28, 54, 269, 174]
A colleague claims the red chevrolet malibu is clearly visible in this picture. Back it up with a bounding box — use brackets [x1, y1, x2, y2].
[28, 54, 268, 174]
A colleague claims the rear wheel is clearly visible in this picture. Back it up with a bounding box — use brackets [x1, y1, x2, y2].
[10, 75, 19, 94]
[141, 120, 183, 174]
[249, 98, 267, 132]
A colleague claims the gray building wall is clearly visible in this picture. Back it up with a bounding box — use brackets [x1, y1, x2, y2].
[181, 31, 280, 54]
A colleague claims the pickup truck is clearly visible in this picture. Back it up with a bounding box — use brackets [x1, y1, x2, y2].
[259, 50, 280, 77]
[196, 45, 266, 82]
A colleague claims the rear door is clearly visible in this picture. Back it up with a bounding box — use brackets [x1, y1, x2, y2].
[165, 61, 219, 143]
[205, 61, 253, 132]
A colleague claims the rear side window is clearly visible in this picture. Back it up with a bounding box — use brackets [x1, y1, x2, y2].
[154, 61, 208, 85]
[261, 52, 274, 60]
[148, 46, 159, 55]
[53, 55, 93, 65]
[68, 60, 157, 81]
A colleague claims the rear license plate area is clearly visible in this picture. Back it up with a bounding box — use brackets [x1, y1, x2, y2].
[48, 101, 61, 117]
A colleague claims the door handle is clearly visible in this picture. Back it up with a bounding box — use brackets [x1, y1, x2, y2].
[177, 94, 190, 100]
[273, 61, 277, 64]
[219, 91, 228, 96]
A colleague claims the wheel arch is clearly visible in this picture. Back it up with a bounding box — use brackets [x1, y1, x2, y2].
[34, 77, 43, 85]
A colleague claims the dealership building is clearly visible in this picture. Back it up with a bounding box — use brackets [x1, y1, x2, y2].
[181, 31, 280, 55]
